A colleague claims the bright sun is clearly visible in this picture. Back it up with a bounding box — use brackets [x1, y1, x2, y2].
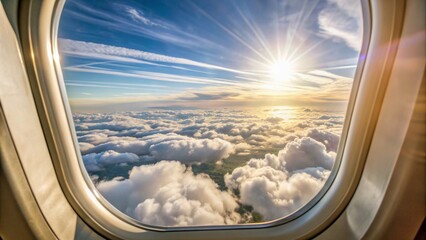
[270, 60, 295, 82]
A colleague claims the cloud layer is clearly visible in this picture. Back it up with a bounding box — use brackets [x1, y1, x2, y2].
[73, 108, 343, 225]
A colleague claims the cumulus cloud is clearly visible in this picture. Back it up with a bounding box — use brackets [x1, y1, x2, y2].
[78, 133, 110, 145]
[82, 150, 139, 171]
[247, 134, 268, 146]
[79, 142, 95, 155]
[235, 142, 252, 151]
[97, 161, 240, 226]
[265, 116, 283, 124]
[78, 133, 138, 145]
[84, 140, 149, 155]
[279, 137, 335, 172]
[139, 133, 235, 164]
[306, 128, 340, 152]
[267, 134, 299, 148]
[78, 131, 236, 165]
[194, 130, 243, 143]
[75, 117, 151, 132]
[149, 138, 235, 164]
[225, 137, 335, 220]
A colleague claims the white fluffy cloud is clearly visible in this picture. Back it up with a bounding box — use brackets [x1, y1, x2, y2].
[307, 128, 340, 152]
[225, 136, 335, 220]
[79, 142, 95, 155]
[80, 132, 235, 165]
[82, 150, 139, 171]
[75, 114, 152, 132]
[265, 116, 283, 124]
[98, 161, 240, 226]
[78, 134, 139, 146]
[280, 137, 335, 172]
[149, 138, 235, 164]
[85, 140, 149, 155]
[142, 133, 235, 163]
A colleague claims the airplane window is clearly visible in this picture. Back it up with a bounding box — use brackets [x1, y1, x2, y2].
[57, 0, 363, 227]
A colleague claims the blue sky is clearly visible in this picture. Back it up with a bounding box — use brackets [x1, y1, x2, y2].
[58, 0, 363, 112]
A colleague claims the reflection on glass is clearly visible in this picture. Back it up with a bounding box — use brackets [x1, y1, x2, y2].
[58, 0, 362, 227]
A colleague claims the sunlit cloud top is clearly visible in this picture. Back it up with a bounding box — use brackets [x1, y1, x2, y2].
[58, 0, 363, 112]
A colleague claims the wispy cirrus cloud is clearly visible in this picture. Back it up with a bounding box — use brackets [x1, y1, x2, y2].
[125, 7, 165, 28]
[318, 0, 363, 50]
[59, 39, 251, 75]
[65, 80, 168, 90]
[64, 1, 222, 50]
[62, 65, 251, 87]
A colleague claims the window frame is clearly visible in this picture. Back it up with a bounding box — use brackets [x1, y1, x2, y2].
[15, 0, 408, 238]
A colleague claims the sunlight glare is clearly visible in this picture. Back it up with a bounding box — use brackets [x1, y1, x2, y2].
[270, 60, 295, 82]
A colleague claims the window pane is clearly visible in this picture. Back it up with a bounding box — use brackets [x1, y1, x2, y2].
[58, 0, 363, 227]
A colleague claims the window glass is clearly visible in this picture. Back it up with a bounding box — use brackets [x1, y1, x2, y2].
[58, 0, 362, 227]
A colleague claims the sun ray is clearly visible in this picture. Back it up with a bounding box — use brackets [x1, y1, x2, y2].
[189, 2, 273, 65]
[235, 5, 276, 62]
